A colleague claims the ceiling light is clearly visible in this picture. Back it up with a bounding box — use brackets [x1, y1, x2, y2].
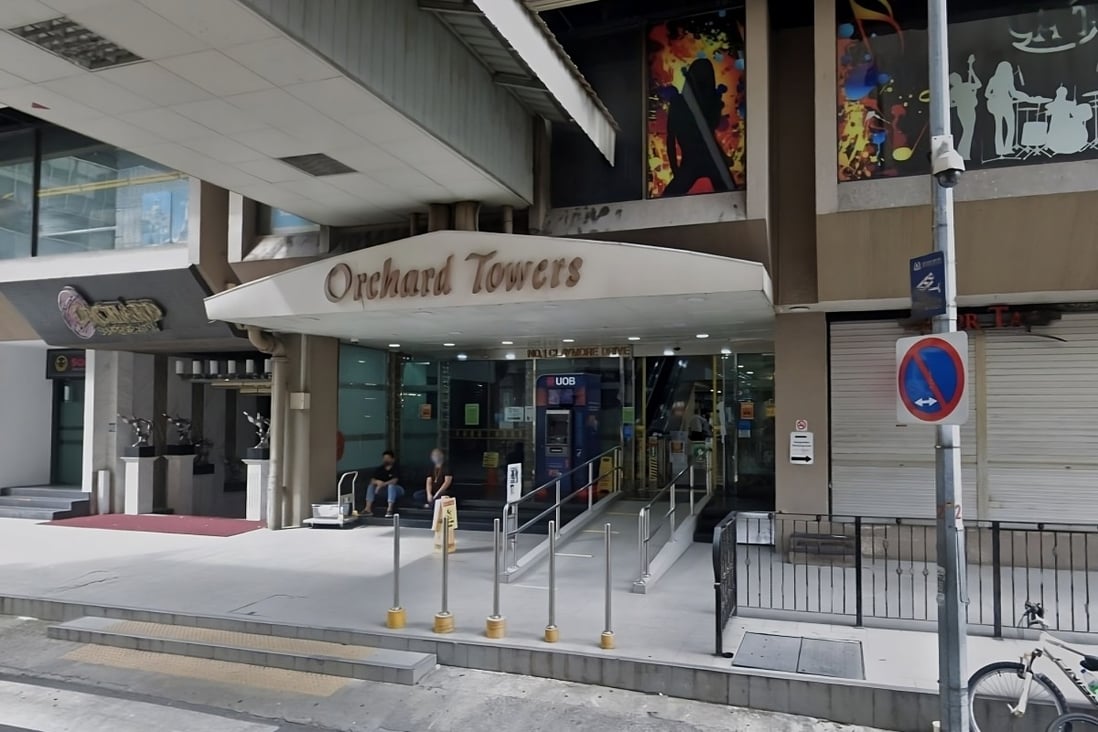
[696, 333, 710, 339]
[501, 340, 513, 345]
[738, 364, 744, 368]
[443, 342, 455, 347]
[9, 16, 142, 70]
[747, 371, 755, 375]
[609, 352, 620, 357]
[721, 347, 732, 355]
[505, 353, 516, 360]
[686, 296, 706, 303]
[562, 338, 575, 343]
[388, 343, 400, 348]
[627, 336, 640, 341]
[663, 348, 675, 356]
[457, 353, 468, 361]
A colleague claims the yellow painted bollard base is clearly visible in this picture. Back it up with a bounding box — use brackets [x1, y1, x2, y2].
[433, 611, 455, 634]
[599, 631, 615, 649]
[544, 625, 559, 643]
[485, 615, 506, 639]
[386, 607, 406, 629]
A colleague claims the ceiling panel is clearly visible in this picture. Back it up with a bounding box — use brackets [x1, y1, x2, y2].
[159, 49, 273, 97]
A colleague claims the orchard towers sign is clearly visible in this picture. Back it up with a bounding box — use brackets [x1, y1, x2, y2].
[324, 250, 584, 303]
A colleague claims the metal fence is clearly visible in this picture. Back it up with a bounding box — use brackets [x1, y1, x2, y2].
[713, 511, 1098, 651]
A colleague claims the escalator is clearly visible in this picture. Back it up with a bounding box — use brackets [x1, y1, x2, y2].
[644, 356, 690, 435]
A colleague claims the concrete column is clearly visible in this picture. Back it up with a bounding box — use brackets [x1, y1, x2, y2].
[453, 201, 481, 231]
[774, 312, 830, 514]
[282, 334, 339, 526]
[427, 203, 451, 232]
[813, 0, 839, 214]
[744, 0, 771, 226]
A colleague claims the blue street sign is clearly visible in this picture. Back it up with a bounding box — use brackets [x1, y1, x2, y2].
[910, 253, 946, 319]
[895, 332, 970, 426]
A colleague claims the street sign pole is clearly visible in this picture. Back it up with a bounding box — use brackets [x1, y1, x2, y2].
[928, 0, 969, 727]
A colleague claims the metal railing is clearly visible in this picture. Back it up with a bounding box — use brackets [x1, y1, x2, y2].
[502, 446, 621, 572]
[636, 463, 700, 584]
[712, 511, 1098, 649]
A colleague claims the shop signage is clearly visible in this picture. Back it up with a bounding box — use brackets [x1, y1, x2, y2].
[525, 345, 633, 359]
[913, 306, 1060, 333]
[45, 349, 86, 379]
[57, 286, 165, 338]
[324, 250, 584, 303]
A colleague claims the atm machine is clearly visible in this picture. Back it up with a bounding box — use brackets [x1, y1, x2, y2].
[535, 373, 601, 494]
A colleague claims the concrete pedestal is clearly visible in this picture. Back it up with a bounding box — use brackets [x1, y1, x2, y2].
[164, 455, 195, 516]
[243, 459, 270, 522]
[122, 456, 156, 515]
[192, 473, 216, 517]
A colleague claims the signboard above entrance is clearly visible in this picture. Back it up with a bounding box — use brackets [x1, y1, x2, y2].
[324, 250, 584, 304]
[525, 345, 633, 359]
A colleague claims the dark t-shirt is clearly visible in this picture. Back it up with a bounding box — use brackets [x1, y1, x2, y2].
[372, 463, 399, 484]
[427, 463, 452, 489]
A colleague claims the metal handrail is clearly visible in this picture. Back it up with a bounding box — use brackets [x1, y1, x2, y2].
[503, 446, 621, 572]
[637, 464, 692, 582]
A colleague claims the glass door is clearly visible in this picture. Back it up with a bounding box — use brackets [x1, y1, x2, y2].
[719, 351, 775, 509]
[51, 379, 85, 486]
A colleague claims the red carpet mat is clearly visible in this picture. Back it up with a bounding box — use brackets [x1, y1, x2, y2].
[46, 514, 263, 537]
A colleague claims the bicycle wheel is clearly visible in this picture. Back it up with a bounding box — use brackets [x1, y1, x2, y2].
[1047, 712, 1098, 731]
[969, 661, 1068, 731]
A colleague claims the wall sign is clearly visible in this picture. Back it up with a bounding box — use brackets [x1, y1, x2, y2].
[507, 463, 522, 502]
[324, 250, 584, 303]
[525, 345, 633, 358]
[789, 431, 815, 465]
[57, 286, 164, 338]
[911, 305, 1061, 333]
[46, 349, 86, 379]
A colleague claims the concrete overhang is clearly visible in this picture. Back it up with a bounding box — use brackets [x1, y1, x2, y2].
[205, 231, 773, 353]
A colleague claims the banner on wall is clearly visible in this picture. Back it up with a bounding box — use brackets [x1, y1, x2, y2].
[646, 9, 747, 198]
[837, 0, 1098, 180]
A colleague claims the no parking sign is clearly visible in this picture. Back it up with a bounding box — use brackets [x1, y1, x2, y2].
[896, 332, 970, 426]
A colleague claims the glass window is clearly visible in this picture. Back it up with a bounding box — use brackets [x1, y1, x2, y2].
[400, 359, 439, 474]
[0, 129, 35, 260]
[37, 129, 189, 255]
[338, 344, 389, 473]
[258, 204, 318, 235]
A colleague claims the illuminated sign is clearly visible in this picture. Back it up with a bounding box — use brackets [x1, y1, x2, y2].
[525, 345, 633, 359]
[57, 286, 165, 338]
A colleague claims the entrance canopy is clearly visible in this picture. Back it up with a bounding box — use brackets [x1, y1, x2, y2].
[204, 231, 773, 354]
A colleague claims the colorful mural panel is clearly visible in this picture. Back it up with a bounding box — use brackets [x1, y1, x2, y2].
[647, 9, 746, 198]
[837, 0, 1098, 181]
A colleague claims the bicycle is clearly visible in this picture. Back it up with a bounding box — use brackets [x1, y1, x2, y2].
[967, 601, 1098, 731]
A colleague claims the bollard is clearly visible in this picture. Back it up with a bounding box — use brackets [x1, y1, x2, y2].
[433, 518, 454, 633]
[554, 480, 561, 538]
[386, 514, 406, 629]
[544, 520, 559, 643]
[485, 518, 506, 639]
[588, 462, 594, 509]
[600, 522, 615, 649]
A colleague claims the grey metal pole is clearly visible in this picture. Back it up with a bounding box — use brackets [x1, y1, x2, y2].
[545, 520, 558, 642]
[928, 0, 968, 728]
[486, 517, 505, 638]
[387, 514, 406, 628]
[637, 510, 645, 579]
[433, 517, 454, 633]
[600, 521, 614, 649]
[555, 479, 561, 538]
[588, 462, 594, 509]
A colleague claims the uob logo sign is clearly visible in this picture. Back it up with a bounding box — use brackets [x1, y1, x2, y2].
[552, 376, 577, 387]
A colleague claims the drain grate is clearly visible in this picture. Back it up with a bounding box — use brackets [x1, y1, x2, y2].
[8, 16, 142, 70]
[278, 153, 356, 177]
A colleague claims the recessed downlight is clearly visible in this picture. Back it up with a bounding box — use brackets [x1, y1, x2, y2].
[696, 333, 710, 339]
[562, 338, 575, 343]
[663, 348, 674, 356]
[443, 342, 455, 347]
[721, 347, 732, 355]
[388, 343, 400, 348]
[501, 340, 513, 345]
[457, 353, 468, 361]
[627, 336, 640, 341]
[505, 353, 516, 360]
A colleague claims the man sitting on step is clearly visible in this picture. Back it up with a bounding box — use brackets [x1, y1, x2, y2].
[364, 450, 403, 518]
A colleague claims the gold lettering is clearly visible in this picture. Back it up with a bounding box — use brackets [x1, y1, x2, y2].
[486, 262, 505, 292]
[505, 261, 533, 291]
[325, 263, 352, 302]
[465, 251, 496, 294]
[551, 258, 567, 288]
[367, 272, 380, 300]
[566, 257, 583, 287]
[401, 270, 420, 297]
[532, 259, 549, 289]
[381, 258, 400, 298]
[436, 255, 453, 295]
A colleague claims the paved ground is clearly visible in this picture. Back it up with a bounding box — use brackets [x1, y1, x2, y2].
[1, 514, 1096, 706]
[0, 616, 890, 731]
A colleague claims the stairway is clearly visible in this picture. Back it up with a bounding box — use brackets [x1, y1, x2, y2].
[50, 616, 436, 685]
[0, 486, 90, 521]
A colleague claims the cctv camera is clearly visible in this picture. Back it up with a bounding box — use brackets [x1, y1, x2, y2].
[930, 135, 965, 189]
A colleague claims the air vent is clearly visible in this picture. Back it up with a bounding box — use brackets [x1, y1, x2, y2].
[8, 16, 142, 70]
[278, 153, 356, 177]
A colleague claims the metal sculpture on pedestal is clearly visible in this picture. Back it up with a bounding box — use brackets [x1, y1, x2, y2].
[118, 414, 152, 448]
[243, 411, 271, 459]
[163, 414, 195, 446]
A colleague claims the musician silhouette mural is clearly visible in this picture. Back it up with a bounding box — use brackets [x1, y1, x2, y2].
[646, 9, 745, 198]
[837, 0, 1098, 180]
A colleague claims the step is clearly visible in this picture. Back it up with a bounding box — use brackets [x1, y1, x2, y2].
[2, 487, 86, 499]
[49, 616, 436, 685]
[0, 496, 86, 509]
[0, 506, 72, 521]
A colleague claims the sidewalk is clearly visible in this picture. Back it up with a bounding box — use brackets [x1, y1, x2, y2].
[0, 515, 1093, 713]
